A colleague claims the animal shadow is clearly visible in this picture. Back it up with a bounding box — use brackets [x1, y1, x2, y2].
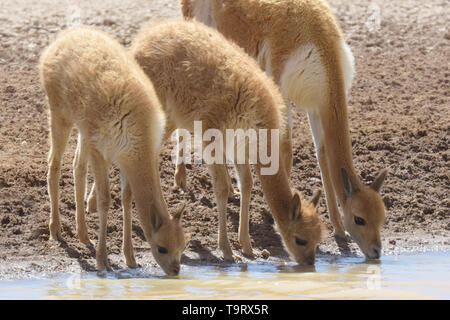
[181, 239, 222, 266]
[57, 238, 120, 272]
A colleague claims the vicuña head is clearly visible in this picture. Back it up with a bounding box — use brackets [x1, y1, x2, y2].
[147, 203, 187, 275]
[278, 190, 325, 265]
[341, 168, 387, 259]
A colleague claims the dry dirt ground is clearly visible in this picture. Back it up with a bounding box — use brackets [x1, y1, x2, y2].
[0, 0, 449, 279]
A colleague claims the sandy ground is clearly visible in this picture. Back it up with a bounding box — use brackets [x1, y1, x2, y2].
[0, 0, 449, 279]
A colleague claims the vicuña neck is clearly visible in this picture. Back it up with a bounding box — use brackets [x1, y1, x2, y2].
[320, 95, 362, 205]
[257, 162, 293, 232]
[122, 157, 168, 241]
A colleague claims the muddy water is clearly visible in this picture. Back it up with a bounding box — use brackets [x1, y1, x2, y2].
[0, 251, 448, 299]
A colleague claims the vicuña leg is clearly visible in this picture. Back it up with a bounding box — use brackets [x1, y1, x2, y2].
[319, 144, 345, 237]
[120, 173, 139, 268]
[226, 168, 236, 197]
[73, 135, 91, 244]
[235, 164, 253, 256]
[307, 110, 346, 237]
[174, 163, 187, 190]
[89, 150, 112, 271]
[173, 129, 188, 190]
[47, 114, 72, 241]
[208, 164, 234, 260]
[86, 183, 97, 213]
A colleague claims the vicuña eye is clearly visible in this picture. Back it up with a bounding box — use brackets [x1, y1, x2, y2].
[354, 216, 366, 226]
[295, 237, 308, 246]
[157, 246, 168, 254]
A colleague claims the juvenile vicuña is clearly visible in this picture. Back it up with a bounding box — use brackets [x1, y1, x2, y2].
[39, 27, 187, 274]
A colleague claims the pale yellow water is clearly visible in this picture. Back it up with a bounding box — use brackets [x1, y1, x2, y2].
[1, 252, 449, 299]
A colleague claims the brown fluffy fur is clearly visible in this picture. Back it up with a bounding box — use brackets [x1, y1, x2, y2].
[182, 0, 388, 259]
[39, 27, 186, 275]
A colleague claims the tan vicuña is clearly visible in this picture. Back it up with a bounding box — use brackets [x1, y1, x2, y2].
[181, 0, 388, 259]
[39, 27, 186, 275]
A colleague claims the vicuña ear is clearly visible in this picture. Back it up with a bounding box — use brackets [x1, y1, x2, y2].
[370, 168, 388, 193]
[150, 203, 164, 232]
[290, 192, 302, 221]
[341, 168, 358, 199]
[172, 202, 186, 222]
[310, 189, 322, 208]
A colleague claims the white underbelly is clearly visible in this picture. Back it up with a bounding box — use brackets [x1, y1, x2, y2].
[278, 40, 355, 110]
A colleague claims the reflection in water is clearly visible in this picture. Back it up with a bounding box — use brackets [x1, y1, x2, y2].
[0, 252, 448, 299]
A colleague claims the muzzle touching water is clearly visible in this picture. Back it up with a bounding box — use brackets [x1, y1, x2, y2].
[365, 244, 382, 260]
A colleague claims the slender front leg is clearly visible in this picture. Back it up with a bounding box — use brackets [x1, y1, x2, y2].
[174, 163, 187, 190]
[208, 164, 234, 261]
[226, 168, 236, 197]
[47, 115, 72, 241]
[174, 129, 187, 190]
[89, 150, 112, 271]
[318, 144, 346, 237]
[281, 100, 294, 180]
[308, 111, 345, 237]
[235, 164, 253, 256]
[73, 135, 91, 244]
[86, 183, 97, 213]
[120, 173, 139, 268]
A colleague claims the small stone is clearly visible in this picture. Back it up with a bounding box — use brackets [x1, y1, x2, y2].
[5, 85, 15, 93]
[102, 18, 115, 26]
[200, 196, 213, 208]
[261, 249, 270, 259]
[1, 216, 10, 225]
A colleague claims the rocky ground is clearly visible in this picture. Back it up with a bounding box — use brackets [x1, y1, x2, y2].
[0, 0, 448, 279]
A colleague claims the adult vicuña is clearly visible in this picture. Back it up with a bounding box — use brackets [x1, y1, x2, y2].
[181, 0, 388, 259]
[39, 27, 187, 275]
